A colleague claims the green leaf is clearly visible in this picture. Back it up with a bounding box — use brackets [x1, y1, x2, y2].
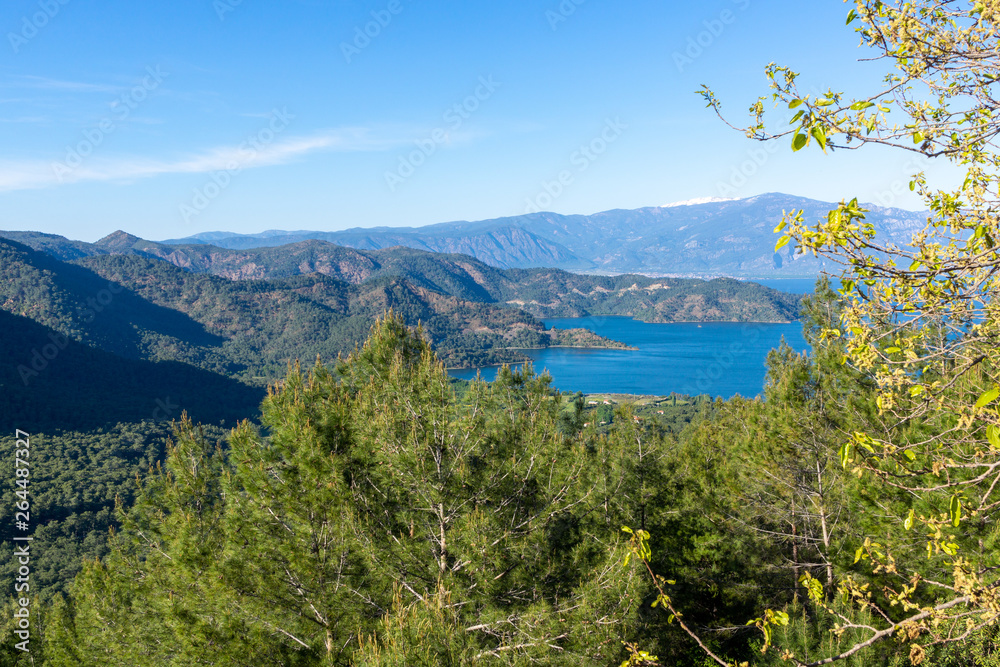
[788, 99, 803, 109]
[885, 346, 901, 353]
[904, 509, 914, 530]
[854, 546, 864, 564]
[792, 133, 808, 151]
[811, 125, 827, 150]
[976, 387, 1000, 409]
[950, 496, 961, 527]
[775, 235, 792, 252]
[773, 220, 787, 233]
[849, 100, 874, 110]
[903, 449, 916, 462]
[840, 441, 852, 468]
[987, 425, 1000, 449]
[847, 8, 858, 24]
[913, 131, 925, 144]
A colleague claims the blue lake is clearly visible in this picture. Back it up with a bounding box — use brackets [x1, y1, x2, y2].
[750, 277, 839, 294]
[448, 317, 809, 399]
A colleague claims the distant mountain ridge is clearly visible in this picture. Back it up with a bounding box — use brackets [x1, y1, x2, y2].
[160, 193, 928, 277]
[0, 231, 802, 326]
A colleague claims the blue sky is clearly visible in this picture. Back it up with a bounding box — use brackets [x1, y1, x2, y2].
[0, 0, 948, 242]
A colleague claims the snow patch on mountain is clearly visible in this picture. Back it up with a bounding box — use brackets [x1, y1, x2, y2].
[661, 196, 738, 208]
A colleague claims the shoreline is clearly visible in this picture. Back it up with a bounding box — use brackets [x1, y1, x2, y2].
[546, 316, 797, 325]
[506, 344, 638, 351]
[444, 345, 628, 372]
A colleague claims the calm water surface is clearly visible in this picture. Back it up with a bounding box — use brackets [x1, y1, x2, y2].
[750, 277, 839, 294]
[449, 317, 809, 399]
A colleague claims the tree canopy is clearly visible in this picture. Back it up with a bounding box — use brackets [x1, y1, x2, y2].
[673, 1, 1000, 664]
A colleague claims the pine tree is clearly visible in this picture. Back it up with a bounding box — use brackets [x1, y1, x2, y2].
[54, 312, 647, 665]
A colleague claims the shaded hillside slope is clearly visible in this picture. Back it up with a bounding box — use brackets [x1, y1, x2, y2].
[0, 309, 264, 432]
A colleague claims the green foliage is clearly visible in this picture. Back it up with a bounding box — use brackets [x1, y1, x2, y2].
[694, 1, 1000, 661]
[0, 421, 230, 600]
[72, 252, 625, 377]
[51, 314, 652, 665]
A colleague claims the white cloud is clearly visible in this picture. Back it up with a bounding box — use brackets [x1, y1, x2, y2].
[0, 127, 398, 192]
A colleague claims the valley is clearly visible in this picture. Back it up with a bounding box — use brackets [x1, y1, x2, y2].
[0, 228, 801, 389]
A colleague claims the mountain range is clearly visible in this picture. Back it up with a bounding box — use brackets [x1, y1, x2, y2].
[0, 194, 822, 436]
[159, 193, 927, 278]
[0, 232, 800, 395]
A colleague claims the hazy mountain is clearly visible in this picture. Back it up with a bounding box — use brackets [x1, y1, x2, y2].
[160, 193, 927, 277]
[168, 225, 590, 270]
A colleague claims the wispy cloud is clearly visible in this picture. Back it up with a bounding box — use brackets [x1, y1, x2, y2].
[0, 127, 403, 192]
[2, 75, 124, 94]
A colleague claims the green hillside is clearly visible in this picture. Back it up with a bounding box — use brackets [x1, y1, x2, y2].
[0, 238, 232, 371]
[3, 232, 803, 325]
[0, 308, 265, 433]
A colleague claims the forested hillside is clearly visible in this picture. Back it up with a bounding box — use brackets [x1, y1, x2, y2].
[0, 238, 635, 381]
[2, 233, 802, 325]
[0, 422, 231, 597]
[0, 309, 264, 432]
[0, 235, 798, 387]
[4, 290, 993, 666]
[6, 0, 1000, 665]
